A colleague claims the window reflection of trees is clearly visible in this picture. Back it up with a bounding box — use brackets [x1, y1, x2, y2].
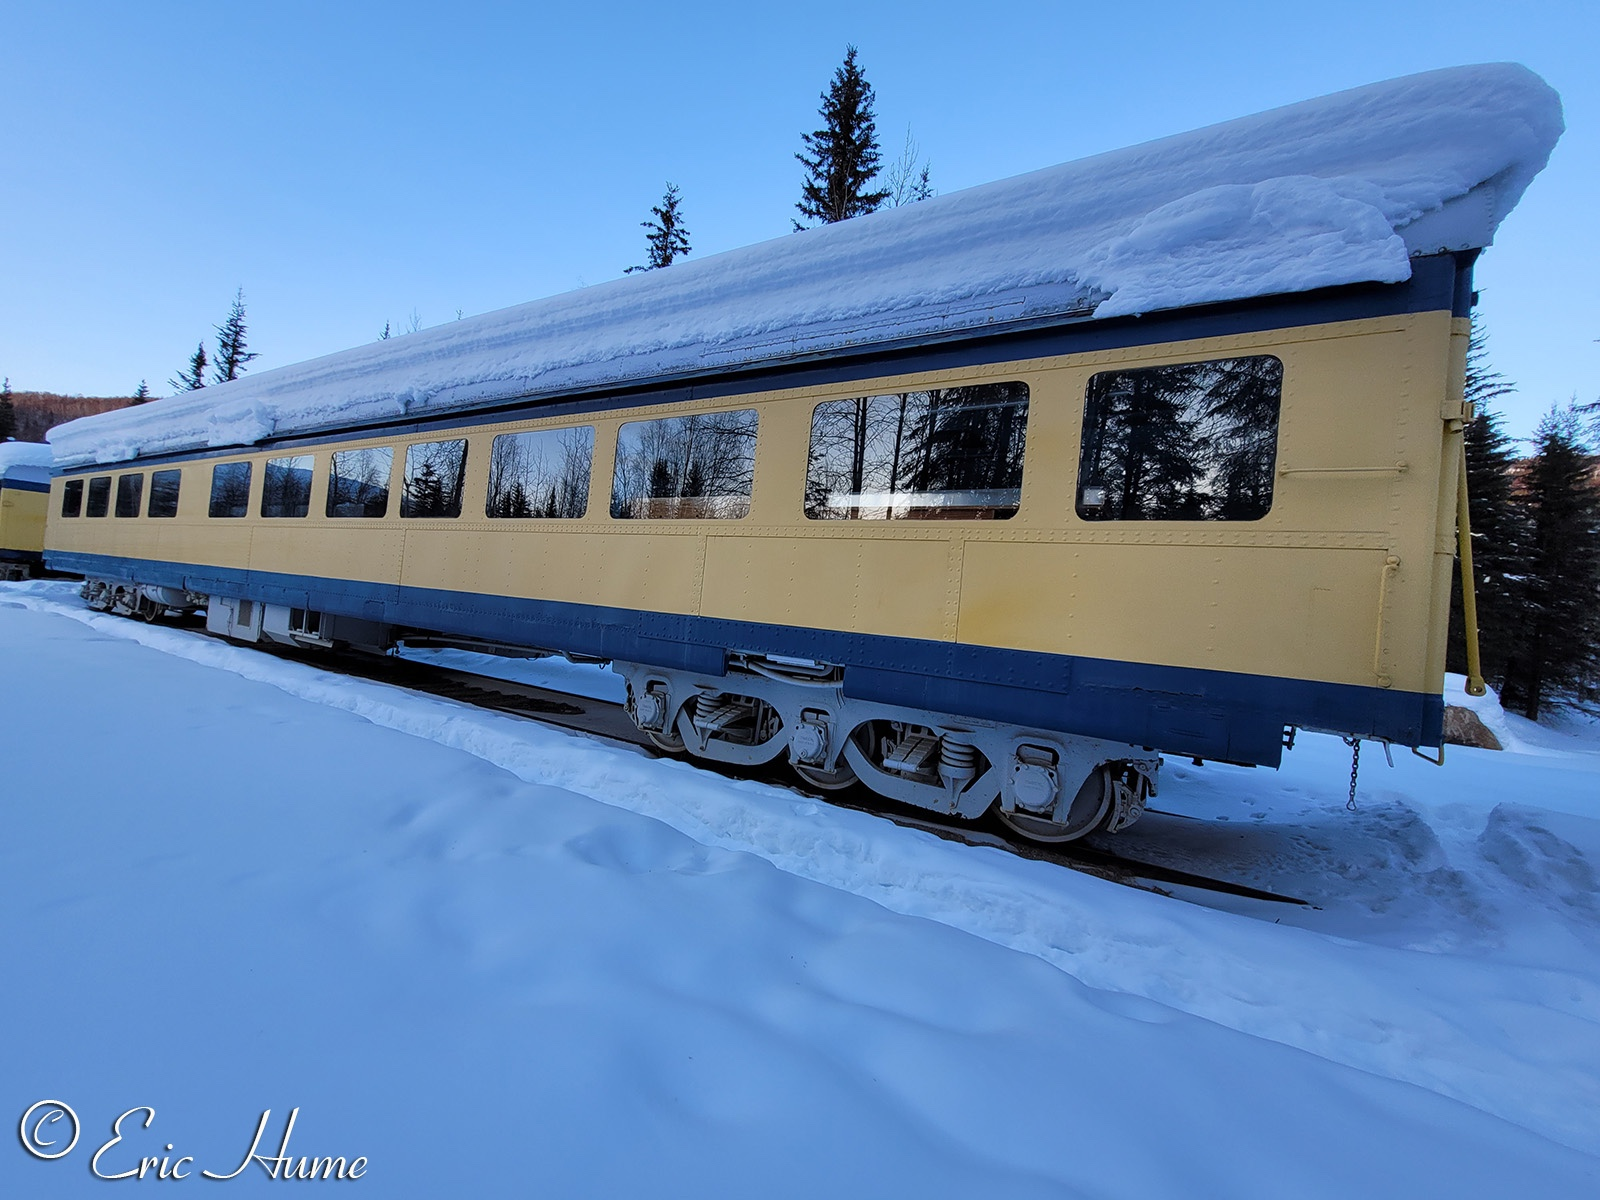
[262, 456, 314, 518]
[610, 411, 758, 519]
[86, 476, 111, 517]
[401, 440, 468, 519]
[208, 463, 252, 518]
[1076, 356, 1282, 522]
[487, 428, 593, 519]
[114, 474, 144, 518]
[805, 383, 1029, 520]
[149, 470, 182, 518]
[326, 448, 393, 518]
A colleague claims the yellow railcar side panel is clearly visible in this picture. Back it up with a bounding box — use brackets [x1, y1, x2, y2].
[252, 525, 405, 586]
[161, 523, 256, 571]
[958, 541, 1388, 688]
[571, 532, 707, 614]
[700, 534, 954, 642]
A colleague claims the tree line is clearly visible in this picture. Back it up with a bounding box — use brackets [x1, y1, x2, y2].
[1449, 327, 1600, 720]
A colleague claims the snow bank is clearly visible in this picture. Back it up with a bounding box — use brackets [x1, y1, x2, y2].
[49, 63, 1561, 468]
[1445, 672, 1600, 757]
[7, 579, 1600, 1185]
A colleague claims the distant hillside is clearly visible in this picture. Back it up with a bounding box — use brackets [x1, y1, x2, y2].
[7, 391, 136, 443]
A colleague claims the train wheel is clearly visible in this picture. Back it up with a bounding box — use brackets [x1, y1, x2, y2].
[792, 758, 858, 791]
[996, 766, 1113, 843]
[647, 726, 687, 754]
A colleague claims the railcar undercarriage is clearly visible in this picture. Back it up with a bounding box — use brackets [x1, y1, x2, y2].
[616, 655, 1160, 842]
[77, 578, 1161, 842]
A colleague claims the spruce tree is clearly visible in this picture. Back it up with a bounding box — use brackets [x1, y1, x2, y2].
[0, 377, 15, 441]
[795, 45, 889, 228]
[1498, 406, 1600, 719]
[170, 344, 208, 392]
[213, 288, 259, 383]
[1447, 327, 1525, 682]
[130, 380, 151, 406]
[627, 183, 691, 273]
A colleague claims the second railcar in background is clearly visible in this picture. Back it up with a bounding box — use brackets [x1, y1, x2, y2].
[0, 444, 53, 581]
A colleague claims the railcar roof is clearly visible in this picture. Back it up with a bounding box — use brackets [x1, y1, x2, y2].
[50, 63, 1562, 469]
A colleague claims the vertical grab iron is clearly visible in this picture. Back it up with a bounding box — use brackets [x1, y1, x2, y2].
[1456, 432, 1488, 697]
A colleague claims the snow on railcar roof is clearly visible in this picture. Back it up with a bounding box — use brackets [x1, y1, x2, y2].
[50, 62, 1562, 468]
[0, 441, 55, 478]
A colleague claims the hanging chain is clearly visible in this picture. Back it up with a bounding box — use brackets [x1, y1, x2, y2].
[1342, 736, 1360, 811]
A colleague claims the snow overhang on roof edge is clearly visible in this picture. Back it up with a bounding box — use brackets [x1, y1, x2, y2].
[48, 62, 1562, 468]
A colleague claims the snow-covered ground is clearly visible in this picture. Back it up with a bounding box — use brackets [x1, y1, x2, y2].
[3, 579, 1597, 1197]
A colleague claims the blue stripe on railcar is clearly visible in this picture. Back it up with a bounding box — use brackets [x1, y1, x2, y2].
[49, 549, 1445, 764]
[0, 478, 52, 494]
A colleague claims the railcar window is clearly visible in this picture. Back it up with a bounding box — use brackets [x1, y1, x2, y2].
[487, 427, 593, 518]
[114, 474, 144, 518]
[1076, 356, 1283, 522]
[86, 476, 111, 517]
[327, 448, 393, 518]
[148, 470, 182, 518]
[610, 410, 758, 520]
[401, 439, 468, 519]
[804, 383, 1029, 520]
[208, 462, 252, 518]
[61, 479, 84, 518]
[261, 455, 314, 518]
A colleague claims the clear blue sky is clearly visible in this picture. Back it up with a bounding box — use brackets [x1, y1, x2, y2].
[2, 1, 1594, 441]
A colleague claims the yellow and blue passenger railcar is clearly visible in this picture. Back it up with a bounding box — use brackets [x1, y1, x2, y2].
[44, 64, 1561, 840]
[45, 254, 1473, 839]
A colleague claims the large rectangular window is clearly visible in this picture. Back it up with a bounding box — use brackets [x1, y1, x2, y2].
[61, 479, 84, 517]
[327, 447, 392, 518]
[610, 410, 758, 520]
[487, 427, 593, 518]
[400, 439, 468, 518]
[208, 462, 252, 517]
[86, 476, 111, 517]
[148, 469, 182, 518]
[1076, 356, 1283, 522]
[805, 383, 1029, 520]
[261, 455, 314, 518]
[114, 473, 144, 517]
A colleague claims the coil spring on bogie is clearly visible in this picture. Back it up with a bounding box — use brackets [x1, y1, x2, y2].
[939, 738, 977, 773]
[938, 736, 979, 798]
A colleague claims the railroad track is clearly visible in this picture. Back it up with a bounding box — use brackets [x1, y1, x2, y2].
[254, 639, 1311, 908]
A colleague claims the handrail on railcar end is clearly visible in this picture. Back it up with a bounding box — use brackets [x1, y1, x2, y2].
[1455, 432, 1488, 698]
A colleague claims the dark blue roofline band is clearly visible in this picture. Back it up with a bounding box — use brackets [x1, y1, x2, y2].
[49, 549, 1445, 764]
[53, 253, 1477, 477]
[0, 478, 52, 494]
